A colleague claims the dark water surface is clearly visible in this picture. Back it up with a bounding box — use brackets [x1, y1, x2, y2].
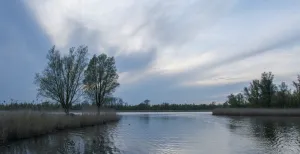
[1, 112, 300, 154]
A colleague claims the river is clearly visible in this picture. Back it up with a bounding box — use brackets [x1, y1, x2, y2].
[1, 112, 300, 154]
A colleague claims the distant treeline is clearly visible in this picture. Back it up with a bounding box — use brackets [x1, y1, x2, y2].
[225, 72, 300, 108]
[0, 101, 82, 111]
[0, 99, 221, 111]
[106, 99, 221, 111]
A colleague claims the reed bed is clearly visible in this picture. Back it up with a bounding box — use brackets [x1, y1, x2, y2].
[0, 111, 120, 144]
[212, 108, 300, 116]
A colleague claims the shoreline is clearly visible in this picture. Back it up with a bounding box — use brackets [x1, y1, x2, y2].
[212, 108, 300, 116]
[0, 111, 120, 145]
[116, 110, 212, 112]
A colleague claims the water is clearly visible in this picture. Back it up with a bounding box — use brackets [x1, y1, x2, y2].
[1, 112, 300, 154]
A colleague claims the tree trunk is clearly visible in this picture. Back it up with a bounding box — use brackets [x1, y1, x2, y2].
[97, 106, 100, 115]
[65, 108, 70, 115]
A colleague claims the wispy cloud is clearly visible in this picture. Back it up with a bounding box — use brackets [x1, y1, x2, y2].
[25, 0, 237, 79]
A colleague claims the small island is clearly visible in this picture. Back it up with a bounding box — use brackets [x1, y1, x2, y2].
[0, 46, 121, 145]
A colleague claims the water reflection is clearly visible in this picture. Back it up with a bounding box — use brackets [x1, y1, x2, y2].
[139, 114, 150, 124]
[82, 124, 119, 154]
[0, 123, 119, 154]
[2, 113, 300, 154]
[227, 116, 300, 153]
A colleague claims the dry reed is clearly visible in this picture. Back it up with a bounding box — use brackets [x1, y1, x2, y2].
[0, 111, 120, 144]
[212, 108, 300, 116]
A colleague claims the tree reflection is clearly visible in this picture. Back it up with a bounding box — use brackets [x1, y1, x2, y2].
[227, 116, 300, 153]
[82, 124, 119, 154]
[0, 123, 119, 154]
[227, 117, 244, 132]
[139, 114, 150, 124]
[0, 135, 57, 154]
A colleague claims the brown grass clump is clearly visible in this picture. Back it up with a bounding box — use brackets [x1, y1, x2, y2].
[0, 111, 120, 144]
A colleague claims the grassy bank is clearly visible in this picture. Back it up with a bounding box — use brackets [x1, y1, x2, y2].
[212, 108, 300, 116]
[0, 111, 120, 145]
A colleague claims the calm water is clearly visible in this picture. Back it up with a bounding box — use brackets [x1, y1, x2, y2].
[1, 112, 300, 154]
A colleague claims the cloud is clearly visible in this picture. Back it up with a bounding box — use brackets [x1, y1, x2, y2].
[23, 0, 300, 103]
[115, 48, 157, 72]
[182, 45, 300, 86]
[25, 0, 237, 79]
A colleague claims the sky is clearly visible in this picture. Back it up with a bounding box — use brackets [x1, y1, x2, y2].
[1, 0, 300, 104]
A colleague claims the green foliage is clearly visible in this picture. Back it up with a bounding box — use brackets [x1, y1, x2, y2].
[259, 72, 277, 107]
[274, 82, 290, 108]
[226, 72, 300, 108]
[83, 54, 120, 113]
[137, 99, 151, 110]
[292, 75, 300, 106]
[244, 79, 260, 107]
[226, 93, 245, 108]
[34, 46, 88, 114]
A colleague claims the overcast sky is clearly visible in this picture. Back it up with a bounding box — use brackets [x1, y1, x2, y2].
[1, 0, 300, 104]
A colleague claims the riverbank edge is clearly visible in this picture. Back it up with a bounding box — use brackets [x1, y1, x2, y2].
[212, 108, 300, 116]
[0, 111, 120, 145]
[116, 110, 212, 112]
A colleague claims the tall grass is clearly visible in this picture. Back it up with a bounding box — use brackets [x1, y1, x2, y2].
[0, 111, 120, 144]
[212, 108, 300, 116]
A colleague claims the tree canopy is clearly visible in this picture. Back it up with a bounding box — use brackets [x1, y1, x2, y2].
[226, 72, 300, 108]
[83, 54, 119, 113]
[34, 46, 88, 114]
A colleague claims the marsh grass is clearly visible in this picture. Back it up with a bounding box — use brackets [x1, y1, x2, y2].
[0, 111, 119, 144]
[212, 108, 300, 116]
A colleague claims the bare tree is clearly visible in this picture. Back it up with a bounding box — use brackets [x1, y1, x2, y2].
[34, 46, 88, 115]
[83, 54, 119, 114]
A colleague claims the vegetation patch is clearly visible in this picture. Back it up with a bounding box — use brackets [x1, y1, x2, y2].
[0, 111, 120, 145]
[212, 108, 300, 116]
[224, 72, 300, 108]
